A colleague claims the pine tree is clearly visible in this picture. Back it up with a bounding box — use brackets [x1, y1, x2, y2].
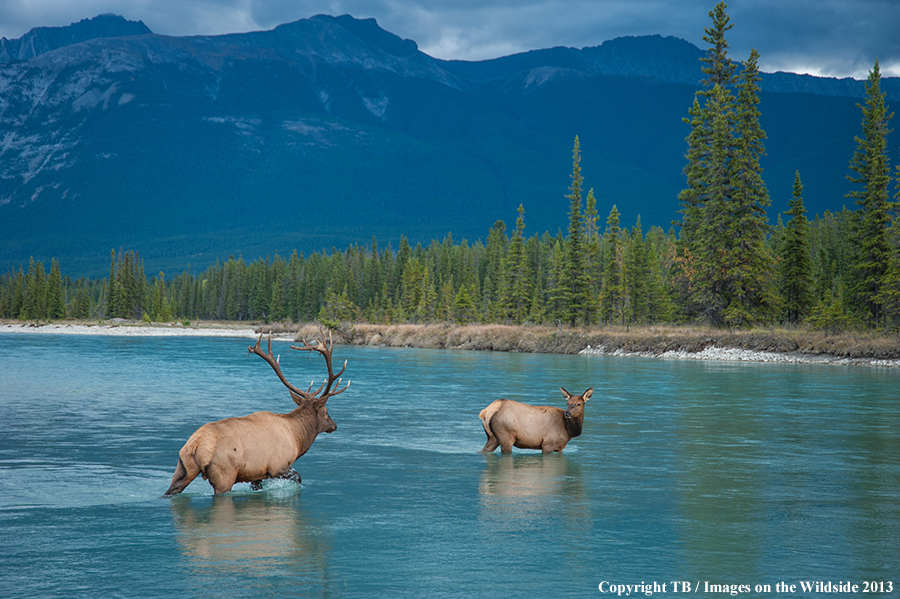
[559, 137, 592, 325]
[19, 258, 46, 320]
[599, 206, 623, 324]
[72, 283, 91, 320]
[677, 3, 775, 327]
[779, 172, 814, 324]
[400, 257, 426, 321]
[691, 84, 734, 324]
[0, 274, 9, 318]
[645, 230, 676, 323]
[501, 205, 532, 324]
[876, 240, 900, 327]
[481, 221, 508, 321]
[723, 47, 777, 326]
[582, 188, 602, 303]
[107, 249, 118, 318]
[547, 237, 569, 324]
[453, 284, 478, 323]
[46, 258, 67, 320]
[676, 2, 738, 323]
[151, 273, 164, 321]
[700, 2, 736, 90]
[874, 158, 900, 326]
[11, 267, 25, 319]
[625, 217, 650, 324]
[848, 59, 894, 325]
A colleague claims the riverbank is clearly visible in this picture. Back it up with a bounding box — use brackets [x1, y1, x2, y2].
[312, 323, 900, 368]
[0, 320, 268, 339]
[3, 320, 899, 367]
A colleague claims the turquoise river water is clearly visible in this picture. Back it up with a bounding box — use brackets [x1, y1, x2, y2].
[1, 333, 898, 597]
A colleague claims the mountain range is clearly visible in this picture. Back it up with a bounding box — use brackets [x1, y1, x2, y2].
[1, 14, 897, 277]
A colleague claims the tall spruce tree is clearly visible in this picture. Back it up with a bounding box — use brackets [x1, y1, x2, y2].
[599, 205, 623, 324]
[691, 84, 734, 324]
[700, 2, 736, 89]
[559, 137, 592, 325]
[46, 258, 67, 320]
[847, 59, 894, 325]
[676, 2, 738, 321]
[501, 205, 532, 324]
[779, 171, 813, 324]
[19, 257, 46, 320]
[677, 2, 775, 326]
[722, 46, 777, 325]
[874, 153, 900, 326]
[582, 188, 602, 304]
[547, 237, 569, 324]
[625, 217, 651, 324]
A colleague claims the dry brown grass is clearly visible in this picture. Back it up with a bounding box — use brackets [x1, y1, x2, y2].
[277, 322, 900, 360]
[7, 317, 898, 360]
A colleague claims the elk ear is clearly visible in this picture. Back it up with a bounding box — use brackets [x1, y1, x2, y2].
[583, 388, 593, 401]
[560, 387, 571, 400]
[313, 395, 329, 410]
[289, 391, 304, 407]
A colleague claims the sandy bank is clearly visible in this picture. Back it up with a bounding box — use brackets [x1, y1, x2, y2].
[3, 321, 899, 368]
[0, 321, 279, 340]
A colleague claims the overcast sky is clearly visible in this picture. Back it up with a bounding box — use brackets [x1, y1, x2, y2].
[1, 0, 897, 79]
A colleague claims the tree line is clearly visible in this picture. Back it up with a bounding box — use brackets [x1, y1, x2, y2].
[1, 3, 898, 331]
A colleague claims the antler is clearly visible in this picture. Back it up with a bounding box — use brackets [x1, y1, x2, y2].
[248, 330, 349, 406]
[291, 329, 350, 400]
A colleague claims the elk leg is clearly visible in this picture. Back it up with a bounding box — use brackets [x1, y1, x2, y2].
[494, 430, 515, 453]
[206, 464, 237, 495]
[164, 457, 198, 496]
[278, 467, 301, 484]
[481, 436, 500, 452]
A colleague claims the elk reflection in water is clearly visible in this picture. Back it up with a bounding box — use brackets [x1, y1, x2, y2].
[478, 453, 586, 527]
[169, 489, 332, 578]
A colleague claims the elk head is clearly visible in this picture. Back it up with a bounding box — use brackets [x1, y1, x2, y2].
[561, 387, 592, 420]
[247, 330, 350, 433]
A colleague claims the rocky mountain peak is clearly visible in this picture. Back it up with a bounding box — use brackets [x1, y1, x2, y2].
[0, 14, 151, 63]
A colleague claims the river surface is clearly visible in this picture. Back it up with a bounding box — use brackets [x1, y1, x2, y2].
[1, 333, 898, 598]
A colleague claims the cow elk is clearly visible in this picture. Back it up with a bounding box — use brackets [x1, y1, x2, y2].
[164, 331, 349, 496]
[479, 387, 592, 453]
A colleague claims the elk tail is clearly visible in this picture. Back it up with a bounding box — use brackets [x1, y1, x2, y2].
[479, 403, 501, 451]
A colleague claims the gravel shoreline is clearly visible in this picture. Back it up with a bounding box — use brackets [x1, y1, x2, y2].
[579, 344, 900, 368]
[3, 321, 899, 368]
[0, 322, 284, 340]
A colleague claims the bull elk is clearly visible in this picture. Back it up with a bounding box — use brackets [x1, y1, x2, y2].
[164, 331, 349, 496]
[479, 387, 592, 453]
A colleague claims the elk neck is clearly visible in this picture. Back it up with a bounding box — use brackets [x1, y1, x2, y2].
[563, 410, 583, 438]
[284, 403, 320, 438]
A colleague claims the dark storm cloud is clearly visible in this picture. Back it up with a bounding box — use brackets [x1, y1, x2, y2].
[0, 0, 897, 78]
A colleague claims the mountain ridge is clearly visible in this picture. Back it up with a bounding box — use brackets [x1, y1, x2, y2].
[1, 14, 897, 277]
[0, 14, 151, 62]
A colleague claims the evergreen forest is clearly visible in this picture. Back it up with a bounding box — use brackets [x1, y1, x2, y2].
[2, 3, 899, 332]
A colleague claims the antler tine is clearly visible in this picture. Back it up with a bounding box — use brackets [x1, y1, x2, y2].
[289, 329, 349, 399]
[329, 379, 350, 397]
[248, 332, 310, 402]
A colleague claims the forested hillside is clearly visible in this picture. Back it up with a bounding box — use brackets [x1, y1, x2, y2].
[0, 150, 884, 331]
